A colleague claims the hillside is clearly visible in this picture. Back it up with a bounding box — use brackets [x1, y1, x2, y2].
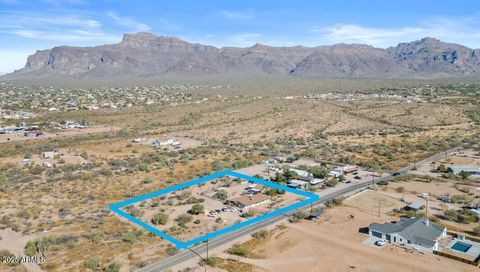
[2, 33, 480, 80]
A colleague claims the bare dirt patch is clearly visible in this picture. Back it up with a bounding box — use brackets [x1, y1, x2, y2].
[232, 206, 477, 272]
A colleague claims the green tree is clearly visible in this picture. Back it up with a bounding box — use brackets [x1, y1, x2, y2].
[264, 187, 285, 196]
[272, 172, 287, 183]
[151, 213, 169, 225]
[460, 171, 471, 180]
[213, 190, 228, 201]
[284, 169, 299, 180]
[188, 204, 204, 215]
[175, 214, 193, 227]
[309, 166, 329, 178]
[25, 241, 37, 256]
[437, 163, 447, 172]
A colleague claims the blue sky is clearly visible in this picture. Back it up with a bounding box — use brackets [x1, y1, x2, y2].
[0, 0, 479, 74]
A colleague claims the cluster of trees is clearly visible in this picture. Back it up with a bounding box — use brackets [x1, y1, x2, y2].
[307, 166, 330, 178]
[272, 169, 298, 184]
[188, 204, 204, 215]
[25, 236, 55, 257]
[264, 187, 285, 196]
[443, 208, 479, 224]
[213, 190, 228, 201]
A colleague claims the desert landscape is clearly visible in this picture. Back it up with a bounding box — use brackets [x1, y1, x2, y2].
[0, 2, 480, 272]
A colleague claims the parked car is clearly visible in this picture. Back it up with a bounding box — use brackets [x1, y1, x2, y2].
[375, 239, 388, 246]
[354, 176, 361, 180]
[392, 172, 401, 177]
[420, 193, 429, 198]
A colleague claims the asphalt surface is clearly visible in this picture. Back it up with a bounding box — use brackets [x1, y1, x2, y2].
[135, 146, 463, 272]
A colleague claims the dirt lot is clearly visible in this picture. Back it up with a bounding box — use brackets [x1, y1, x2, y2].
[220, 206, 477, 272]
[0, 131, 56, 143]
[345, 190, 405, 216]
[1, 148, 89, 166]
[54, 125, 121, 137]
[0, 229, 42, 272]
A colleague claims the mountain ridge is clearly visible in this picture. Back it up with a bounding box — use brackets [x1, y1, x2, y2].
[3, 33, 480, 80]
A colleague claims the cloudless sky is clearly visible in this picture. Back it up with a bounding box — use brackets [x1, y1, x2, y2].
[0, 0, 479, 74]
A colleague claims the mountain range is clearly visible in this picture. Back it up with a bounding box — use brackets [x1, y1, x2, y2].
[3, 32, 480, 80]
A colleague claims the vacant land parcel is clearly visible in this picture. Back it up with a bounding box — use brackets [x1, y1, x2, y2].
[110, 170, 318, 249]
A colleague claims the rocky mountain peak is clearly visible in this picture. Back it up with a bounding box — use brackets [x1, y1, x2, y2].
[3, 34, 480, 80]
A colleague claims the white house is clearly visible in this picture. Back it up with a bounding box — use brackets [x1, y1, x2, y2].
[329, 167, 343, 177]
[288, 168, 312, 180]
[229, 193, 271, 210]
[151, 139, 181, 148]
[368, 217, 446, 252]
[42, 151, 56, 159]
[309, 178, 324, 185]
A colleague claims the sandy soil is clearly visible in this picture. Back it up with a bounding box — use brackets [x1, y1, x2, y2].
[0, 132, 56, 144]
[228, 206, 477, 272]
[345, 190, 405, 216]
[2, 148, 89, 166]
[0, 229, 32, 256]
[0, 229, 43, 272]
[54, 125, 121, 137]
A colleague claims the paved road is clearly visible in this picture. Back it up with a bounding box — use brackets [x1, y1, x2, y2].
[393, 146, 463, 174]
[136, 146, 463, 272]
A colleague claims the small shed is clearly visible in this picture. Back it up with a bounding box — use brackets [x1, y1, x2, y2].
[406, 202, 425, 210]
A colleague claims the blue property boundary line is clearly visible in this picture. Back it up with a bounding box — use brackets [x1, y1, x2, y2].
[109, 170, 319, 249]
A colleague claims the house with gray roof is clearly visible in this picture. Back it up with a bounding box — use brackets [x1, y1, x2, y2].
[447, 166, 480, 179]
[368, 217, 446, 252]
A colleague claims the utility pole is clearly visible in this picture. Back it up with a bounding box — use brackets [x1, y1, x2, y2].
[378, 200, 381, 218]
[188, 248, 207, 272]
[206, 238, 209, 260]
[425, 196, 429, 225]
[205, 223, 210, 264]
